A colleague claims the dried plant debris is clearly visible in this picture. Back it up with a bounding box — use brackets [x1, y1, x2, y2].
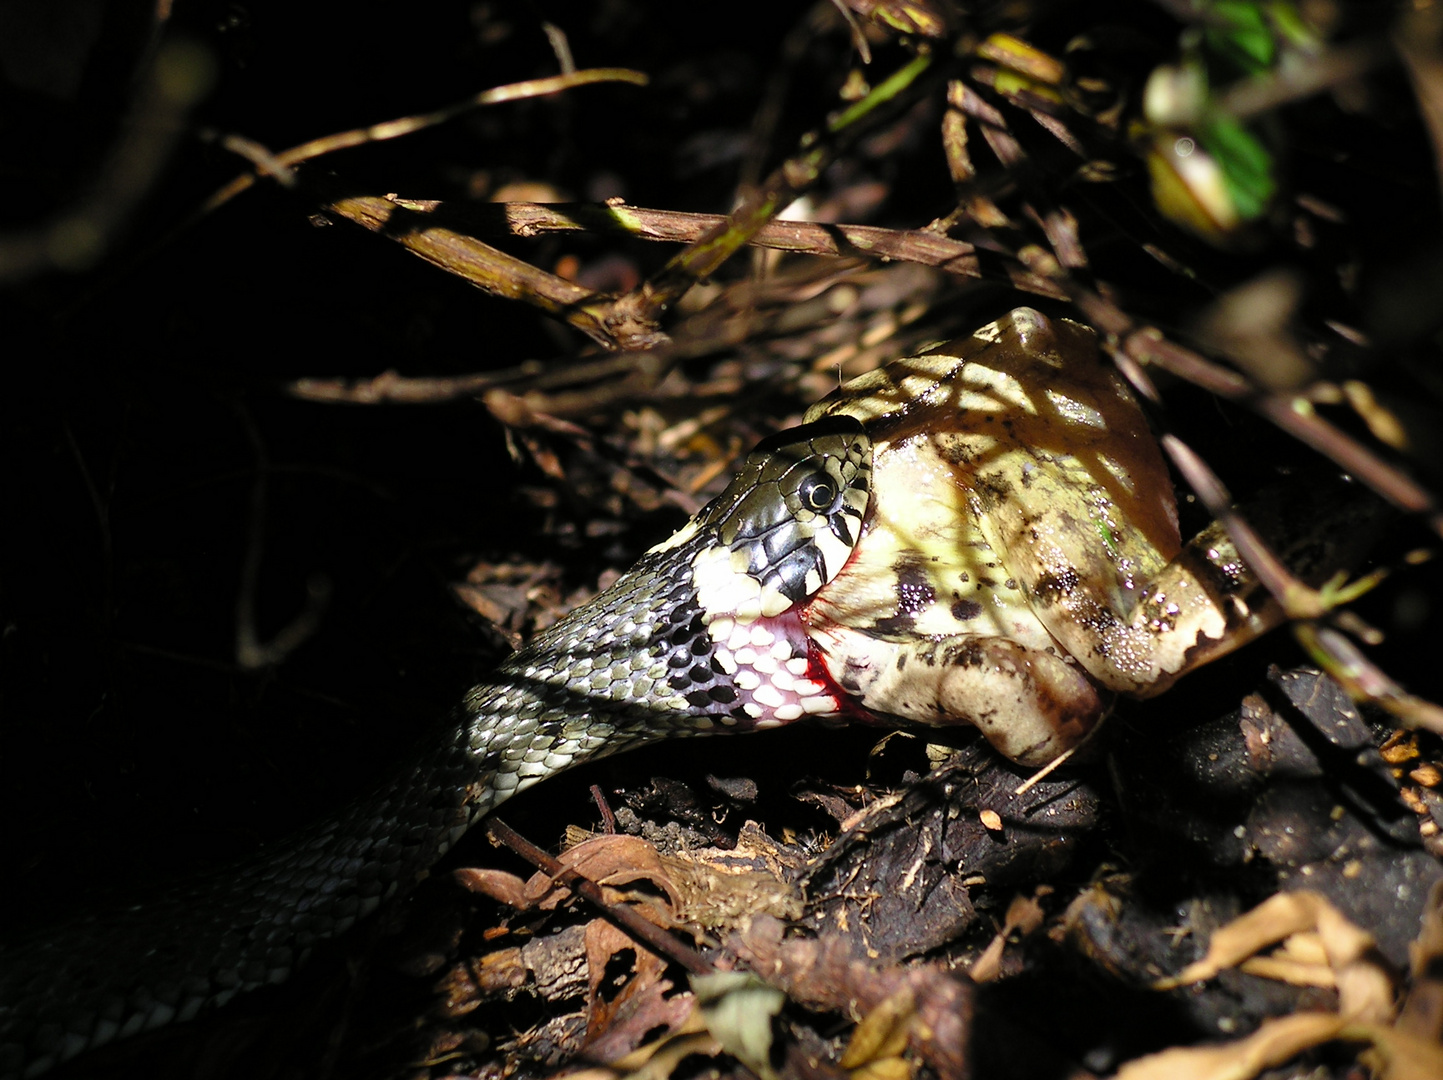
[726, 916, 975, 1080]
[800, 741, 1100, 964]
[7, 2, 1443, 1080]
[1112, 891, 1443, 1080]
[1106, 668, 1443, 968]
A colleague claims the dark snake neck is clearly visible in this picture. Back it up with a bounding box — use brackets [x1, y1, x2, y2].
[2, 403, 875, 1079]
[0, 533, 787, 1079]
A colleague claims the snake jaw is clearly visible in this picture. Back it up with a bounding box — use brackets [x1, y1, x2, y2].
[612, 414, 874, 732]
[703, 611, 843, 727]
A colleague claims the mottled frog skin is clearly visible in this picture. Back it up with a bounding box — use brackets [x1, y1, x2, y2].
[802, 308, 1273, 765]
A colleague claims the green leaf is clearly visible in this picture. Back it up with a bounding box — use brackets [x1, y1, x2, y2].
[1198, 116, 1277, 220]
[1203, 0, 1277, 75]
[693, 972, 788, 1080]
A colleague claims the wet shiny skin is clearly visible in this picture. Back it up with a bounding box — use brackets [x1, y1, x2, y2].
[1, 307, 1275, 1076]
[805, 307, 1271, 764]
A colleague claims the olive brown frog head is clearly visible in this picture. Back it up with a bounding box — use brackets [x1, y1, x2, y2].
[799, 306, 1285, 766]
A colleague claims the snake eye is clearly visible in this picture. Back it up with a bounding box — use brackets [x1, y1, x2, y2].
[685, 416, 873, 623]
[798, 473, 837, 513]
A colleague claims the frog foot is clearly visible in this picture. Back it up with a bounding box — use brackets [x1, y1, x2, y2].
[808, 624, 1106, 766]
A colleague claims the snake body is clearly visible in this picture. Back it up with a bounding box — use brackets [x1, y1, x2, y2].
[0, 416, 874, 1078]
[4, 305, 1311, 1077]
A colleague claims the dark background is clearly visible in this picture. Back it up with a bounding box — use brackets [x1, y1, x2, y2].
[3, 1, 1443, 1076]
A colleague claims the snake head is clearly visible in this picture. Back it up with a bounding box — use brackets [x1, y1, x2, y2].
[651, 415, 873, 625]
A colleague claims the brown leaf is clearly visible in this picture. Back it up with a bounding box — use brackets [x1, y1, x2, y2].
[456, 835, 684, 916]
[968, 889, 1049, 983]
[453, 866, 532, 908]
[1155, 890, 1396, 1022]
[840, 986, 916, 1068]
[1112, 1012, 1347, 1080]
[1355, 1021, 1443, 1080]
[729, 916, 972, 1079]
[582, 919, 691, 1060]
[1398, 880, 1443, 1042]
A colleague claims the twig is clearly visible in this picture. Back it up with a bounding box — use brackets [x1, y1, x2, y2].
[604, 52, 938, 348]
[1015, 251, 1443, 540]
[1397, 5, 1443, 214]
[590, 785, 619, 834]
[1218, 38, 1392, 120]
[484, 818, 714, 976]
[1295, 623, 1443, 736]
[1013, 744, 1076, 795]
[198, 131, 299, 189]
[540, 23, 576, 74]
[324, 195, 617, 348]
[379, 199, 1064, 297]
[199, 68, 649, 217]
[0, 38, 213, 283]
[290, 258, 953, 418]
[234, 409, 331, 670]
[1159, 434, 1315, 615]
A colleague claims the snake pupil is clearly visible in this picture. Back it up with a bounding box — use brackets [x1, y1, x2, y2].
[800, 474, 835, 512]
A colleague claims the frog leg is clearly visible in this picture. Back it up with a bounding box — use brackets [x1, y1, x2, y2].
[1013, 515, 1278, 698]
[808, 623, 1108, 765]
[1104, 483, 1383, 698]
[1119, 519, 1282, 695]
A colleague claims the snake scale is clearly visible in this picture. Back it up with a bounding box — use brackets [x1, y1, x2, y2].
[0, 407, 875, 1078]
[3, 307, 1299, 1077]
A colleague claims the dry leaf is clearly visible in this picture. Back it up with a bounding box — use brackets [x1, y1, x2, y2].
[1113, 1015, 1443, 1080]
[582, 919, 690, 1056]
[1354, 1020, 1443, 1080]
[1112, 1012, 1346, 1080]
[850, 1057, 914, 1080]
[969, 889, 1048, 983]
[1398, 880, 1443, 1041]
[1154, 891, 1395, 1022]
[840, 985, 916, 1068]
[1237, 955, 1336, 988]
[693, 971, 788, 1080]
[614, 1031, 722, 1080]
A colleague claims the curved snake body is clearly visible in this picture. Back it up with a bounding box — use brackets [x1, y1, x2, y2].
[2, 307, 1304, 1077]
[0, 417, 873, 1078]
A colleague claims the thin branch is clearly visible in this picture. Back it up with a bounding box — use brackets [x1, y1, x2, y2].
[1253, 394, 1443, 535]
[234, 410, 331, 670]
[0, 38, 214, 283]
[1015, 251, 1443, 540]
[1161, 433, 1325, 617]
[199, 131, 299, 189]
[540, 23, 576, 74]
[1397, 5, 1443, 214]
[324, 195, 616, 348]
[380, 198, 1064, 296]
[1295, 623, 1443, 737]
[199, 67, 649, 216]
[484, 818, 714, 977]
[1217, 38, 1392, 119]
[604, 51, 938, 348]
[289, 257, 956, 416]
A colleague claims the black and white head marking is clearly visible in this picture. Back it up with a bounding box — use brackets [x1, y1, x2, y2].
[662, 416, 872, 625]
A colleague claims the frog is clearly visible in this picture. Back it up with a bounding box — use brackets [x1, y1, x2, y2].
[799, 307, 1276, 765]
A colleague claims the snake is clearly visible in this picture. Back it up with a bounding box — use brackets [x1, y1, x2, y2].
[0, 409, 877, 1078]
[4, 303, 1320, 1077]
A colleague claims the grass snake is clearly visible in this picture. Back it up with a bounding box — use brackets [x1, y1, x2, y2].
[2, 308, 1304, 1077]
